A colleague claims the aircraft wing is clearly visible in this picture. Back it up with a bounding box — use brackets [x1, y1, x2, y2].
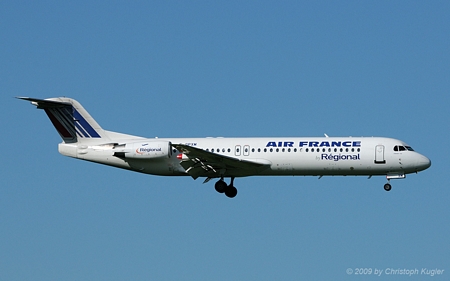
[172, 144, 271, 179]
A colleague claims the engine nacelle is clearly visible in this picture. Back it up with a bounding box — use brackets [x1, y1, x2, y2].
[114, 141, 171, 159]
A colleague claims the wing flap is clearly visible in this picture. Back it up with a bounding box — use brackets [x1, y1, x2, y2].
[172, 143, 271, 179]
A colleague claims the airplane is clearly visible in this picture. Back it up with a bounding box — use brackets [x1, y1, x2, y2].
[18, 97, 431, 198]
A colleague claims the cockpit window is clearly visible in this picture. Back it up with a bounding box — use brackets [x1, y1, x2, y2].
[394, 145, 414, 152]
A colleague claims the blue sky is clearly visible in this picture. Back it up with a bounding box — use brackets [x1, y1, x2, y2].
[1, 1, 449, 280]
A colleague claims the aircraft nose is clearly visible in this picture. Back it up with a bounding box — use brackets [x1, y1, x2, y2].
[417, 154, 431, 171]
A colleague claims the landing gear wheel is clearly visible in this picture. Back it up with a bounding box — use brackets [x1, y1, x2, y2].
[384, 183, 392, 191]
[225, 186, 238, 198]
[215, 180, 227, 193]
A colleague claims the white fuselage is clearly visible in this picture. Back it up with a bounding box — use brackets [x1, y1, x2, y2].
[59, 136, 431, 178]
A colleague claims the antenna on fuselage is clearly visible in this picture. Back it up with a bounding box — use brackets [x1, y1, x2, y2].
[324, 133, 329, 138]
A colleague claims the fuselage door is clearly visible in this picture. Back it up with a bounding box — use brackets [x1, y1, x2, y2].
[235, 145, 241, 156]
[375, 145, 386, 164]
[243, 145, 250, 156]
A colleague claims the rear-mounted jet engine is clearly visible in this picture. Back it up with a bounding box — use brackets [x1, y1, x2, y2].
[113, 141, 172, 159]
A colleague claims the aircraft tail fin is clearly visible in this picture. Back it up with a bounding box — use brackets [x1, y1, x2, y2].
[18, 97, 111, 143]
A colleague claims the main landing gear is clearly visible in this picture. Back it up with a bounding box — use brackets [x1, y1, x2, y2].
[215, 177, 237, 198]
[384, 182, 392, 191]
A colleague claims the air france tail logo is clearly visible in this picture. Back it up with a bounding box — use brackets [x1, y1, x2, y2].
[73, 109, 100, 138]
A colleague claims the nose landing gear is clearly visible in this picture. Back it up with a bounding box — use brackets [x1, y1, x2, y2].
[214, 177, 237, 198]
[383, 173, 406, 191]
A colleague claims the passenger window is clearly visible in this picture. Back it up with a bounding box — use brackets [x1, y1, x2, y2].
[294, 148, 297, 152]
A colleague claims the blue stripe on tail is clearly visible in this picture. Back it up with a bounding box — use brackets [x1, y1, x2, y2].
[73, 109, 101, 138]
